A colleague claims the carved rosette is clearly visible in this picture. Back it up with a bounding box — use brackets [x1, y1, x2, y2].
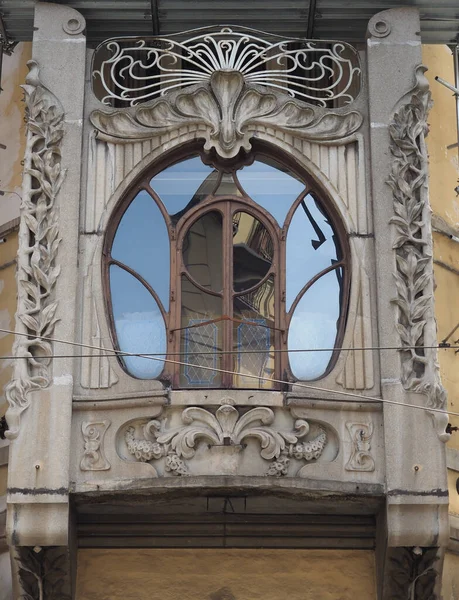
[5, 61, 65, 439]
[80, 420, 111, 471]
[387, 65, 448, 440]
[345, 422, 375, 472]
[124, 405, 327, 477]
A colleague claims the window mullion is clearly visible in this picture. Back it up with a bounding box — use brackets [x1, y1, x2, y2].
[222, 201, 233, 388]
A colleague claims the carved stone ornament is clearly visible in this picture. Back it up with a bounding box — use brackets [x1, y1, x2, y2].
[91, 71, 362, 159]
[16, 546, 71, 600]
[92, 27, 361, 108]
[124, 405, 327, 477]
[90, 28, 363, 159]
[5, 61, 65, 439]
[383, 546, 439, 600]
[387, 65, 449, 441]
[345, 422, 375, 472]
[80, 420, 111, 471]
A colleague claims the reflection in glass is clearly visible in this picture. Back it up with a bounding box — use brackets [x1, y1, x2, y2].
[180, 275, 222, 387]
[288, 269, 342, 380]
[110, 265, 166, 379]
[237, 158, 305, 226]
[233, 276, 276, 389]
[214, 173, 241, 196]
[286, 194, 341, 311]
[150, 156, 216, 221]
[233, 212, 273, 292]
[112, 191, 170, 310]
[183, 211, 223, 292]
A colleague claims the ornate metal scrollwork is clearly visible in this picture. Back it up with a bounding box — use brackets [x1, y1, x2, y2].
[92, 26, 361, 108]
[90, 27, 363, 159]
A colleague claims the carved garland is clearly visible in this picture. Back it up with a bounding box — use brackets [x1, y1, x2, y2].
[125, 405, 327, 477]
[387, 66, 448, 439]
[5, 61, 65, 439]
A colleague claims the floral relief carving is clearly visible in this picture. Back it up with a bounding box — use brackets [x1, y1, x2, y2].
[345, 422, 375, 472]
[124, 405, 328, 477]
[5, 61, 66, 439]
[384, 546, 439, 600]
[80, 420, 111, 471]
[387, 65, 448, 441]
[90, 70, 362, 159]
[16, 546, 71, 600]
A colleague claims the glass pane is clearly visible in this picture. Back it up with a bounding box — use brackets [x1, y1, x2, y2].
[150, 156, 217, 221]
[183, 211, 223, 292]
[288, 269, 342, 380]
[180, 275, 222, 387]
[233, 277, 276, 389]
[110, 265, 166, 379]
[286, 194, 341, 311]
[112, 191, 170, 310]
[237, 158, 305, 226]
[233, 211, 273, 292]
[214, 173, 241, 196]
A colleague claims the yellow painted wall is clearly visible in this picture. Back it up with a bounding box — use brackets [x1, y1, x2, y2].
[442, 552, 459, 600]
[0, 230, 18, 496]
[76, 549, 376, 600]
[423, 45, 459, 600]
[0, 42, 31, 497]
[0, 43, 31, 223]
[423, 45, 459, 443]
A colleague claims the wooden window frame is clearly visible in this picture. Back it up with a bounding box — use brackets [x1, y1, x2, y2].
[103, 141, 351, 390]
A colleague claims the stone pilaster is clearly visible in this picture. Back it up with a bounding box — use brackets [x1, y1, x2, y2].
[5, 3, 86, 597]
[367, 7, 449, 598]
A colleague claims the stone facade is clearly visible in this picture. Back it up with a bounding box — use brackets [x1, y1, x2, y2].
[1, 3, 454, 599]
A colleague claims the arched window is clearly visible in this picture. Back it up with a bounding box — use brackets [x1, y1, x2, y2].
[104, 147, 349, 389]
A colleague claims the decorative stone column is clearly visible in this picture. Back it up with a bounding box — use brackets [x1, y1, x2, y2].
[366, 7, 449, 599]
[4, 2, 86, 597]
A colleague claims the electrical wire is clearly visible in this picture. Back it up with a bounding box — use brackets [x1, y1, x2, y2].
[0, 328, 457, 357]
[0, 327, 457, 419]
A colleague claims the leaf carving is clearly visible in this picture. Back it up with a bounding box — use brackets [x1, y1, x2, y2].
[124, 408, 328, 476]
[388, 65, 448, 436]
[5, 60, 65, 439]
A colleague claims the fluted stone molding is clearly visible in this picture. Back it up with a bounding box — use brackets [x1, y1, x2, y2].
[4, 61, 65, 439]
[388, 65, 448, 441]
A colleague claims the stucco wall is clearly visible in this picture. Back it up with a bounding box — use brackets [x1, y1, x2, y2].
[423, 45, 459, 442]
[76, 549, 376, 600]
[0, 43, 31, 226]
[442, 552, 459, 600]
[0, 41, 31, 497]
[423, 44, 459, 599]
